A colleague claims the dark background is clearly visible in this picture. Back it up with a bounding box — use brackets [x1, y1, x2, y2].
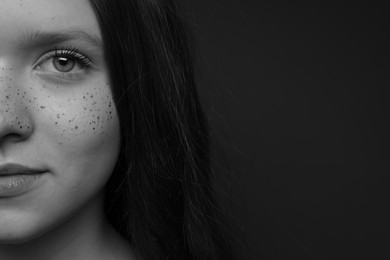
[183, 2, 389, 259]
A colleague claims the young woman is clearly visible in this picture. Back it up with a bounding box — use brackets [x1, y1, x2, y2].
[0, 0, 234, 259]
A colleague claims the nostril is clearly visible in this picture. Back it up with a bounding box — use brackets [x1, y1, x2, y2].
[0, 126, 33, 143]
[0, 113, 34, 142]
[1, 133, 25, 141]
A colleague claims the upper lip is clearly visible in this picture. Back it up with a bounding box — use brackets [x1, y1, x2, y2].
[0, 163, 46, 176]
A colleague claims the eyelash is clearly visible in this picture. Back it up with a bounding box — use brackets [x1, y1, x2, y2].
[43, 46, 93, 70]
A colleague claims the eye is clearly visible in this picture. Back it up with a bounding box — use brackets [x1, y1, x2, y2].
[34, 47, 93, 77]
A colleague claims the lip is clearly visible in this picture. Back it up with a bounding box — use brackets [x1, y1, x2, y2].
[0, 163, 46, 176]
[0, 163, 47, 198]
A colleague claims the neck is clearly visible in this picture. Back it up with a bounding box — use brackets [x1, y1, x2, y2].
[0, 192, 135, 260]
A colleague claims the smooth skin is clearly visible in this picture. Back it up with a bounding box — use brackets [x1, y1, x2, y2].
[0, 0, 134, 259]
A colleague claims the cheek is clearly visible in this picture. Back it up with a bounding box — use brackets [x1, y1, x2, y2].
[33, 82, 119, 147]
[25, 80, 121, 188]
[30, 81, 121, 212]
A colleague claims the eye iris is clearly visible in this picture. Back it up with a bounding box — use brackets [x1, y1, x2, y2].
[53, 56, 75, 72]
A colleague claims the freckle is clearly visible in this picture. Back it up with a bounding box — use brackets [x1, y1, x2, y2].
[5, 95, 9, 99]
[75, 125, 78, 129]
[40, 106, 46, 109]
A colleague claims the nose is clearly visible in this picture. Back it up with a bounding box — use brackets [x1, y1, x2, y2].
[0, 73, 34, 144]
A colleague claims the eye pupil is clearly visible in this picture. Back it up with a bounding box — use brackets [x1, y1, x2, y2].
[53, 56, 75, 72]
[58, 57, 68, 65]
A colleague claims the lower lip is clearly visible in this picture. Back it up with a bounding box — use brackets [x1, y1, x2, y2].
[0, 174, 44, 197]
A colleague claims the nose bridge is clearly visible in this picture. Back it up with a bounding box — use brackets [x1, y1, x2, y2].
[0, 68, 14, 92]
[0, 68, 16, 109]
[1, 67, 18, 107]
[0, 68, 33, 141]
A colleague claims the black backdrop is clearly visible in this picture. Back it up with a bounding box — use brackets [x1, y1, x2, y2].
[183, 1, 389, 259]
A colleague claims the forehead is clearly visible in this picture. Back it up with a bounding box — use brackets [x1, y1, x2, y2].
[0, 0, 100, 43]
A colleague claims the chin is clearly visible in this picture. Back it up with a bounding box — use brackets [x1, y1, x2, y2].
[0, 215, 49, 245]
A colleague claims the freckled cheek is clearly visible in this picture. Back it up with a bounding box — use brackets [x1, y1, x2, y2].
[32, 89, 119, 147]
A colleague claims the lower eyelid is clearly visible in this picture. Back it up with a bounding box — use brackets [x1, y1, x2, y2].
[34, 70, 90, 84]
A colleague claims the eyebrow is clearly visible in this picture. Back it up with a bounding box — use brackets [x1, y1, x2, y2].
[18, 29, 103, 49]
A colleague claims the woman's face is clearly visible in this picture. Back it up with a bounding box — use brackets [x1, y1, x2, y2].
[0, 0, 120, 242]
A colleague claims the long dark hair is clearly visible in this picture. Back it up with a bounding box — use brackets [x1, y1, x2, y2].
[89, 0, 235, 259]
